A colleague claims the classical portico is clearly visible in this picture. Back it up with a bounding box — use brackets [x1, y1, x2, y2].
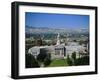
[54, 33, 66, 59]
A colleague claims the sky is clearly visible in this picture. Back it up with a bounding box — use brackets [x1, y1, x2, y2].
[25, 12, 89, 29]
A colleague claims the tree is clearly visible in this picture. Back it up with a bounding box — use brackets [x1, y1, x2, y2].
[37, 50, 51, 67]
[37, 49, 48, 67]
[35, 38, 42, 46]
[71, 52, 76, 65]
[67, 55, 73, 66]
[44, 53, 51, 67]
[34, 34, 43, 46]
[72, 52, 76, 60]
[75, 56, 89, 65]
[37, 53, 47, 67]
[25, 54, 39, 68]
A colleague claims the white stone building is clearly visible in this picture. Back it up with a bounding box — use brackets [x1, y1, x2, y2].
[28, 33, 87, 60]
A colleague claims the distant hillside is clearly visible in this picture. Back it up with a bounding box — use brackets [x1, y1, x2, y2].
[25, 26, 89, 34]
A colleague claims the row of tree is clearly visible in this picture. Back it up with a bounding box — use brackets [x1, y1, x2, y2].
[26, 52, 89, 68]
[25, 53, 51, 68]
[67, 52, 89, 66]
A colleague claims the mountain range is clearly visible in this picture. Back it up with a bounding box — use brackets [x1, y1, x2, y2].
[25, 26, 89, 34]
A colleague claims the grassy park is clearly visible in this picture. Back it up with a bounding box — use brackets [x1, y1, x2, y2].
[48, 59, 68, 67]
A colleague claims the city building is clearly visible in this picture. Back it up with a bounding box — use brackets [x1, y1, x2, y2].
[28, 33, 88, 60]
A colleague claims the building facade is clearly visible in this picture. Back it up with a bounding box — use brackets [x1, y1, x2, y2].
[28, 33, 88, 60]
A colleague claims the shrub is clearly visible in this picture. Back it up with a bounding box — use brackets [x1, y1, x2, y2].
[25, 54, 39, 68]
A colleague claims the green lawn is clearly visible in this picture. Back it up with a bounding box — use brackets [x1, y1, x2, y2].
[47, 59, 68, 67]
